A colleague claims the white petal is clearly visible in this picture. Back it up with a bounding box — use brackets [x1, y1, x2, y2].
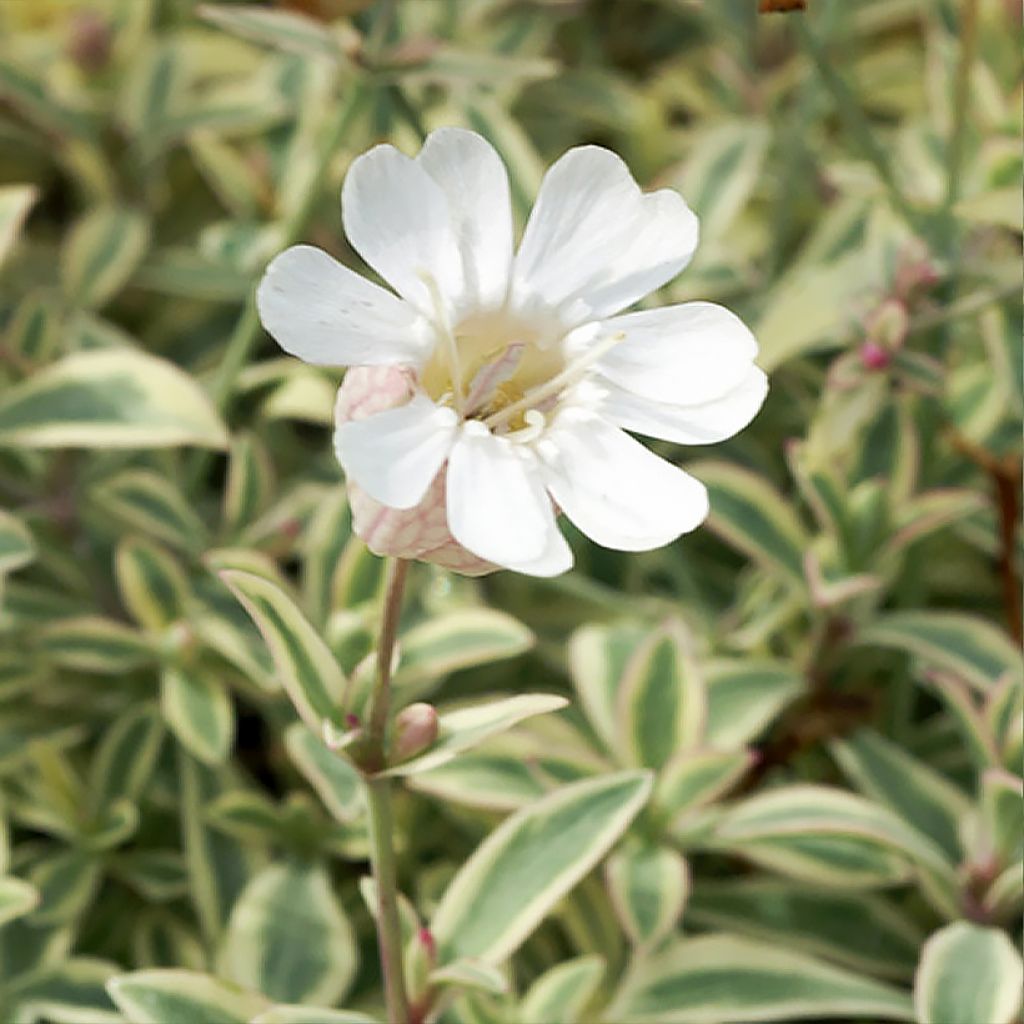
[257, 245, 427, 366]
[446, 422, 567, 573]
[342, 144, 464, 317]
[591, 302, 758, 405]
[417, 128, 514, 311]
[600, 365, 768, 445]
[539, 411, 709, 551]
[334, 393, 457, 510]
[512, 146, 699, 323]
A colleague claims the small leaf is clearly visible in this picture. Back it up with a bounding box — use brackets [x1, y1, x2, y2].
[91, 469, 209, 554]
[198, 4, 344, 56]
[393, 608, 534, 690]
[568, 622, 647, 754]
[914, 922, 1023, 1024]
[219, 570, 347, 732]
[519, 955, 604, 1024]
[430, 959, 509, 995]
[14, 956, 121, 1024]
[689, 461, 809, 585]
[831, 729, 970, 860]
[61, 206, 150, 309]
[88, 704, 164, 808]
[250, 1008, 375, 1024]
[656, 750, 753, 820]
[858, 612, 1022, 691]
[0, 349, 229, 450]
[283, 723, 363, 823]
[406, 752, 549, 812]
[686, 881, 924, 981]
[606, 843, 689, 949]
[217, 862, 358, 1006]
[383, 694, 568, 776]
[115, 537, 191, 632]
[713, 784, 955, 890]
[0, 509, 35, 575]
[431, 771, 652, 964]
[0, 875, 40, 927]
[161, 666, 235, 765]
[39, 616, 155, 674]
[607, 933, 915, 1023]
[107, 969, 268, 1024]
[0, 183, 38, 268]
[704, 660, 806, 748]
[222, 433, 275, 536]
[617, 622, 704, 769]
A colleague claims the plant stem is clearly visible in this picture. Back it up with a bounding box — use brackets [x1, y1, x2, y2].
[365, 775, 411, 1024]
[363, 558, 411, 1024]
[366, 558, 409, 763]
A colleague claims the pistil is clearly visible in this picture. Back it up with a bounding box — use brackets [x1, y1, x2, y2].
[482, 331, 626, 431]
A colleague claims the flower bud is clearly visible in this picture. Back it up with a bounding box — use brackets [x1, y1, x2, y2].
[865, 298, 909, 352]
[67, 10, 112, 73]
[392, 702, 439, 763]
[404, 926, 437, 1008]
[859, 341, 891, 372]
[336, 367, 496, 577]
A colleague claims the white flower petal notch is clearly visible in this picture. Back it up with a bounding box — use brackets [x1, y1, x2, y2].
[257, 128, 768, 578]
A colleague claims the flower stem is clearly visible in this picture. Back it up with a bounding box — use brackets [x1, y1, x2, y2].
[363, 558, 411, 1024]
[365, 775, 411, 1024]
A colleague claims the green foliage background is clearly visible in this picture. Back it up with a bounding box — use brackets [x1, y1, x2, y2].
[0, 1, 1021, 1022]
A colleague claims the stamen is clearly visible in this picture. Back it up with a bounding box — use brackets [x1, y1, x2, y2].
[419, 270, 464, 415]
[464, 342, 525, 416]
[505, 409, 546, 444]
[482, 330, 626, 430]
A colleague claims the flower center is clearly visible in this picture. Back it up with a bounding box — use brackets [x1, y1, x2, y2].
[420, 308, 565, 432]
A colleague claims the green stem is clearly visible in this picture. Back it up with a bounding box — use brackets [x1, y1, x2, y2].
[362, 558, 411, 1024]
[943, 0, 981, 216]
[365, 775, 411, 1024]
[366, 558, 409, 763]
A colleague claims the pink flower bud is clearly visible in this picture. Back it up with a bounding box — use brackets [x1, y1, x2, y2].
[336, 367, 496, 576]
[392, 702, 439, 763]
[860, 341, 891, 371]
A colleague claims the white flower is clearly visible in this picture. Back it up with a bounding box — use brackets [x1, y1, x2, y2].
[257, 128, 767, 577]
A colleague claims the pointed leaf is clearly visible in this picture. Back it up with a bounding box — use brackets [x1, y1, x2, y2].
[689, 461, 809, 585]
[431, 771, 651, 964]
[217, 862, 357, 1006]
[519, 955, 604, 1024]
[607, 933, 915, 1023]
[161, 666, 235, 766]
[858, 612, 1022, 691]
[914, 922, 1023, 1024]
[392, 608, 534, 691]
[0, 510, 35, 575]
[219, 570, 347, 732]
[606, 843, 689, 949]
[617, 623, 704, 769]
[107, 969, 267, 1024]
[0, 349, 229, 449]
[283, 723, 364, 823]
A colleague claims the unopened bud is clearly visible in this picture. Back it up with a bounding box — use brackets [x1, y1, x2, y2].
[392, 703, 439, 763]
[404, 926, 437, 1006]
[860, 341, 891, 372]
[67, 10, 112, 73]
[865, 298, 909, 352]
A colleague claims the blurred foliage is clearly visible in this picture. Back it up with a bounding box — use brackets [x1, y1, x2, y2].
[0, 0, 1022, 1022]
